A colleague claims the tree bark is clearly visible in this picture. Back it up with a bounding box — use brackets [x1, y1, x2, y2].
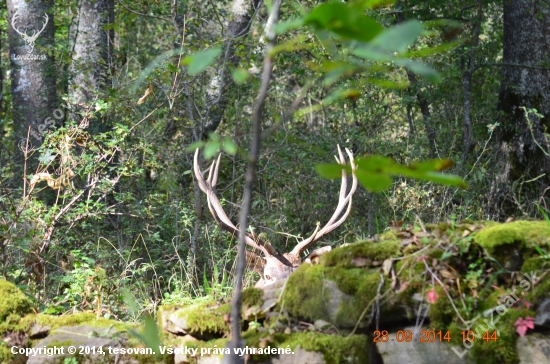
[406, 71, 437, 157]
[8, 0, 56, 152]
[203, 0, 261, 139]
[68, 0, 114, 130]
[491, 0, 550, 217]
[461, 1, 483, 164]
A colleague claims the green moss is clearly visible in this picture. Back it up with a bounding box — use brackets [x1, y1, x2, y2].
[34, 312, 133, 332]
[242, 288, 264, 307]
[428, 248, 443, 259]
[520, 256, 549, 273]
[282, 262, 395, 327]
[476, 221, 550, 252]
[173, 300, 230, 336]
[282, 264, 329, 322]
[326, 268, 387, 326]
[524, 271, 550, 303]
[243, 331, 369, 364]
[46, 339, 74, 347]
[428, 286, 455, 330]
[0, 280, 35, 334]
[322, 239, 401, 268]
[0, 345, 14, 364]
[470, 308, 532, 364]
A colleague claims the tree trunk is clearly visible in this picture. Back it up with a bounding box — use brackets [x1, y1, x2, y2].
[8, 0, 56, 152]
[203, 0, 261, 139]
[491, 0, 550, 217]
[406, 71, 437, 157]
[68, 0, 114, 131]
[461, 2, 483, 164]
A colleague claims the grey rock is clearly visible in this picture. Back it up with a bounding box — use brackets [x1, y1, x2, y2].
[26, 325, 137, 364]
[534, 298, 550, 328]
[517, 334, 550, 364]
[376, 327, 474, 364]
[271, 348, 325, 364]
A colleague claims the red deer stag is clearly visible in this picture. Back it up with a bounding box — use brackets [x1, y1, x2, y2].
[193, 146, 357, 288]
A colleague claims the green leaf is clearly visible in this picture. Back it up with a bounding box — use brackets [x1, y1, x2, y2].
[183, 47, 221, 75]
[38, 150, 55, 164]
[130, 316, 161, 354]
[408, 159, 455, 172]
[355, 156, 396, 172]
[222, 139, 237, 155]
[403, 40, 462, 58]
[352, 45, 392, 61]
[369, 20, 423, 54]
[121, 288, 139, 315]
[304, 3, 383, 42]
[395, 59, 441, 82]
[368, 77, 410, 89]
[204, 141, 221, 160]
[167, 63, 178, 73]
[315, 163, 345, 179]
[129, 48, 185, 93]
[186, 141, 205, 152]
[363, 0, 396, 8]
[320, 155, 467, 191]
[323, 64, 358, 85]
[356, 169, 393, 192]
[232, 68, 251, 84]
[275, 18, 304, 35]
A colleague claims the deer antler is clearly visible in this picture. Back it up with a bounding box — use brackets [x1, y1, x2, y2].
[193, 146, 356, 286]
[289, 145, 357, 256]
[193, 149, 293, 267]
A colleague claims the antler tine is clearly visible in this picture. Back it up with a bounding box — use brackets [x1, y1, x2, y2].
[193, 149, 279, 258]
[210, 153, 221, 188]
[193, 149, 210, 194]
[290, 145, 357, 256]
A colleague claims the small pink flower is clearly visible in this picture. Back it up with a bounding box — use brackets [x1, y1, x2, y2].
[426, 288, 439, 304]
[514, 316, 535, 337]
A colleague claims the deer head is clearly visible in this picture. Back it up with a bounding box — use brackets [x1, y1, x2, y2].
[11, 11, 49, 54]
[193, 146, 357, 288]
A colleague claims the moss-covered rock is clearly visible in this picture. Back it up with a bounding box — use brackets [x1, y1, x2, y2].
[159, 300, 230, 340]
[282, 264, 330, 322]
[476, 221, 550, 251]
[242, 287, 264, 308]
[322, 238, 401, 268]
[243, 330, 370, 364]
[281, 261, 401, 328]
[474, 221, 550, 271]
[0, 279, 35, 333]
